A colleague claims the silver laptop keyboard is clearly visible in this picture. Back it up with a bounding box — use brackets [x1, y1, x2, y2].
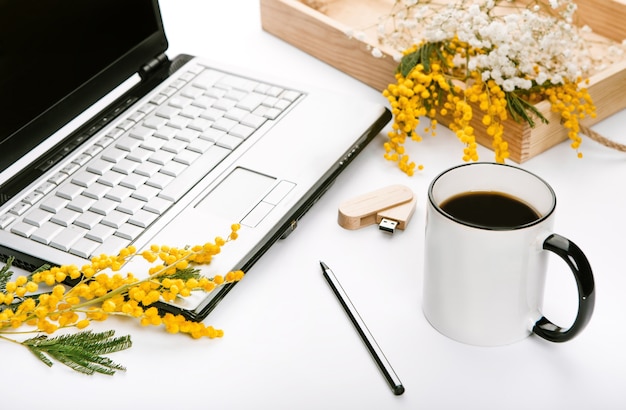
[0, 63, 301, 259]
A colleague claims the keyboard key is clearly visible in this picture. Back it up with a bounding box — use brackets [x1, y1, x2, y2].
[188, 118, 212, 132]
[215, 134, 243, 150]
[40, 196, 69, 213]
[74, 211, 103, 230]
[149, 150, 176, 166]
[116, 197, 145, 215]
[112, 158, 139, 175]
[229, 124, 255, 140]
[101, 209, 130, 229]
[200, 107, 225, 121]
[180, 105, 204, 119]
[48, 172, 69, 185]
[128, 125, 154, 140]
[128, 209, 159, 228]
[161, 139, 187, 154]
[72, 154, 92, 166]
[35, 182, 56, 195]
[173, 149, 201, 166]
[0, 214, 15, 229]
[180, 85, 204, 100]
[50, 226, 86, 252]
[155, 105, 179, 120]
[212, 117, 238, 132]
[101, 146, 128, 163]
[23, 208, 53, 227]
[119, 173, 148, 190]
[143, 115, 168, 130]
[71, 170, 100, 188]
[159, 161, 187, 178]
[98, 170, 126, 187]
[154, 125, 178, 140]
[241, 113, 266, 129]
[8, 202, 30, 216]
[280, 90, 301, 101]
[56, 182, 83, 200]
[192, 69, 224, 89]
[236, 92, 265, 111]
[90, 198, 118, 216]
[140, 135, 167, 151]
[190, 95, 216, 110]
[31, 222, 65, 245]
[116, 135, 142, 152]
[67, 195, 96, 213]
[11, 221, 38, 238]
[50, 208, 81, 227]
[224, 107, 248, 122]
[70, 238, 100, 258]
[187, 138, 214, 154]
[104, 186, 133, 202]
[134, 162, 161, 178]
[199, 128, 225, 142]
[143, 196, 173, 215]
[83, 183, 110, 200]
[115, 223, 143, 241]
[131, 184, 160, 201]
[126, 147, 153, 163]
[166, 115, 190, 130]
[85, 224, 116, 243]
[168, 97, 193, 109]
[145, 173, 174, 190]
[87, 158, 115, 175]
[60, 162, 81, 175]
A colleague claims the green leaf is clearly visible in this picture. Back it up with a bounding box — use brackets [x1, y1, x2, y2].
[397, 42, 448, 77]
[23, 330, 132, 375]
[398, 49, 421, 77]
[505, 92, 549, 128]
[0, 256, 14, 292]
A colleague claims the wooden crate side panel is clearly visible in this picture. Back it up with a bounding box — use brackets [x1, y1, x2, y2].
[260, 0, 397, 91]
[575, 0, 626, 42]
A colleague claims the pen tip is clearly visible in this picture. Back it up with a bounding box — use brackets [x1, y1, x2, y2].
[319, 260, 328, 270]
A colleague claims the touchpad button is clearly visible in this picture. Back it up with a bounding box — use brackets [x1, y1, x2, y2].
[195, 167, 276, 221]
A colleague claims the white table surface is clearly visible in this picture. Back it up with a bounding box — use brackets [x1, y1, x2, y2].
[4, 1, 626, 408]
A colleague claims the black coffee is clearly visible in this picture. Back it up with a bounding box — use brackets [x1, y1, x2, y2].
[440, 191, 541, 228]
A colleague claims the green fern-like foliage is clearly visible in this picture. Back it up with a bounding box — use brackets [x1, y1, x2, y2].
[0, 256, 14, 293]
[23, 330, 132, 375]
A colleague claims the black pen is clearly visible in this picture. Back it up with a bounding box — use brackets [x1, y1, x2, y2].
[319, 261, 405, 395]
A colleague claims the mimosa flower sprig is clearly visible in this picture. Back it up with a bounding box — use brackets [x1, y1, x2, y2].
[351, 0, 626, 175]
[0, 223, 243, 375]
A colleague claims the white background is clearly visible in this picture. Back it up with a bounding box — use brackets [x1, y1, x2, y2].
[3, 1, 626, 408]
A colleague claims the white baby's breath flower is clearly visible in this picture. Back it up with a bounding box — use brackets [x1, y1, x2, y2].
[371, 47, 384, 58]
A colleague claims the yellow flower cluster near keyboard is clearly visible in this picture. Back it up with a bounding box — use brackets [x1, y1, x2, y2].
[0, 224, 244, 374]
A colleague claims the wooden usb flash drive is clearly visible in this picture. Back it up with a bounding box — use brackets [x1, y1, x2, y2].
[337, 184, 416, 233]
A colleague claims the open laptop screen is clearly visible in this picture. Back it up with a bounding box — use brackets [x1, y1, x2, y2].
[0, 0, 166, 173]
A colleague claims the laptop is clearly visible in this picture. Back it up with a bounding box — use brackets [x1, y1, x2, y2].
[0, 0, 391, 320]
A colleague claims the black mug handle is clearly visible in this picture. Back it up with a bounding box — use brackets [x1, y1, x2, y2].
[533, 234, 596, 342]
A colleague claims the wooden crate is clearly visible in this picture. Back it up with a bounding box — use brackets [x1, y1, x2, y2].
[260, 0, 626, 162]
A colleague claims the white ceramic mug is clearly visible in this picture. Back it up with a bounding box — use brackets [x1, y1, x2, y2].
[423, 163, 595, 346]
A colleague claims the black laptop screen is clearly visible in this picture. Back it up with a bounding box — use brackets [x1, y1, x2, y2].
[0, 0, 166, 171]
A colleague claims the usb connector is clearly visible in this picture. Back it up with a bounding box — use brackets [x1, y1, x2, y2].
[378, 218, 398, 233]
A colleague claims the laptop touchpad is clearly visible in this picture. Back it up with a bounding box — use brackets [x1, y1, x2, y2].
[195, 167, 276, 222]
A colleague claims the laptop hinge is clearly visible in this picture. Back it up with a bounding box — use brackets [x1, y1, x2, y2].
[139, 53, 170, 80]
